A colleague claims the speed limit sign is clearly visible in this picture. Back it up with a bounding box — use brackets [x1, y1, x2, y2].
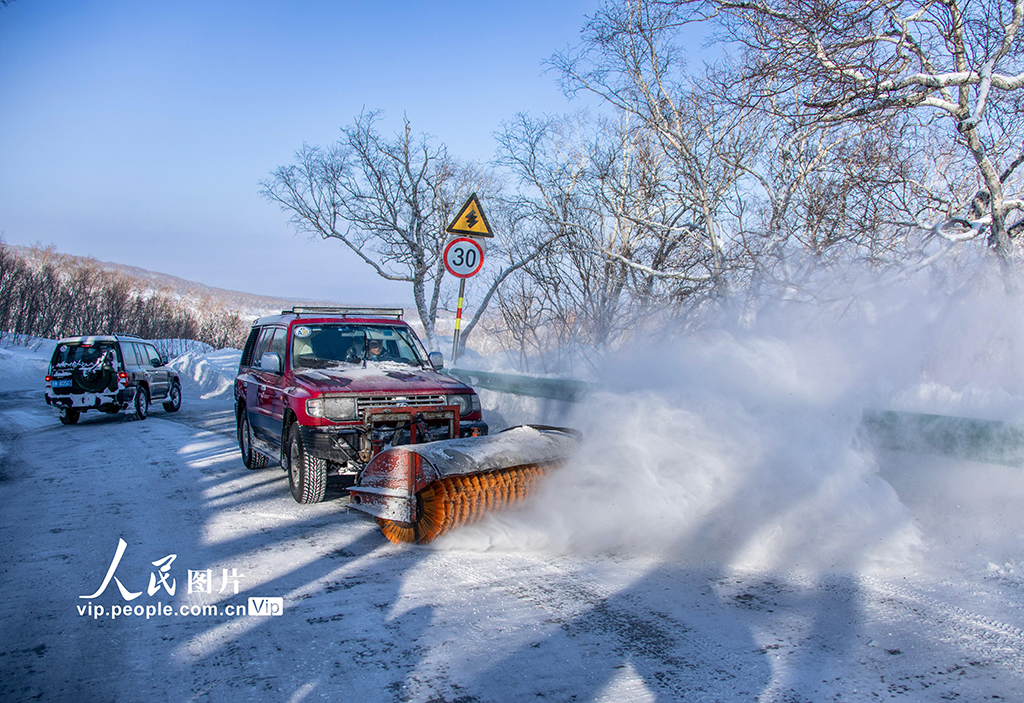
[443, 237, 484, 278]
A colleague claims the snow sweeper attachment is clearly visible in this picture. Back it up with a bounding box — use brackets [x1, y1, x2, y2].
[349, 425, 579, 544]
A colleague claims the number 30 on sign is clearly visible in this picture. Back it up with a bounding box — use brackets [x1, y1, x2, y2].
[443, 237, 485, 278]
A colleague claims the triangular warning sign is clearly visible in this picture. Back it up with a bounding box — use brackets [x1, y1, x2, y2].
[445, 193, 494, 238]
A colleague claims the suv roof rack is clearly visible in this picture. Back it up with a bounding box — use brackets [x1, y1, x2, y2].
[283, 306, 405, 319]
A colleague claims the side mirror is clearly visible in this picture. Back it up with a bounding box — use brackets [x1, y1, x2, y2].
[260, 352, 282, 374]
[158, 354, 168, 367]
[428, 351, 444, 370]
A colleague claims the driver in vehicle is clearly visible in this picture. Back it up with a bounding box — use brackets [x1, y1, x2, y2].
[366, 339, 387, 360]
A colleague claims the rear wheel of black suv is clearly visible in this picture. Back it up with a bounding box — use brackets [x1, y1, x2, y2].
[285, 424, 327, 504]
[59, 408, 80, 425]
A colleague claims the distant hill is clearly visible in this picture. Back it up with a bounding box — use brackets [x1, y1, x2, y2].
[2, 244, 490, 354]
[9, 244, 417, 322]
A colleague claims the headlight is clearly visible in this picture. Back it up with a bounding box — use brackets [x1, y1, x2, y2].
[446, 393, 480, 416]
[305, 396, 357, 421]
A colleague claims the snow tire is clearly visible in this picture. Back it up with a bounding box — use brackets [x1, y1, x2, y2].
[286, 424, 326, 504]
[126, 386, 149, 421]
[238, 411, 268, 470]
[162, 380, 181, 412]
[59, 408, 80, 425]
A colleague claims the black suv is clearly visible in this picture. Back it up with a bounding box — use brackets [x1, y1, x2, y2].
[44, 335, 182, 424]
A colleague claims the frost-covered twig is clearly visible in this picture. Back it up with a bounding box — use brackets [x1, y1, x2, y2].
[926, 217, 987, 242]
[597, 249, 714, 282]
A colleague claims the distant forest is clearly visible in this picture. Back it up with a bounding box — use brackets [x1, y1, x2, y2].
[0, 241, 249, 349]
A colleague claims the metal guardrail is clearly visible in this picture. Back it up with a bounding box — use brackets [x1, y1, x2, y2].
[861, 410, 1024, 468]
[449, 367, 1024, 468]
[447, 367, 598, 402]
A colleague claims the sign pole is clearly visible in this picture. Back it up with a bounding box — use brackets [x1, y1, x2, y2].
[444, 193, 493, 365]
[452, 278, 466, 363]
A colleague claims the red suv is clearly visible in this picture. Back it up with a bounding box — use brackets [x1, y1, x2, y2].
[234, 307, 487, 504]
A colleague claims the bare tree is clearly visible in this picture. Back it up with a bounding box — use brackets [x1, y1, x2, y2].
[262, 111, 470, 349]
[491, 112, 726, 371]
[263, 110, 563, 353]
[732, 109, 927, 302]
[657, 0, 1024, 270]
[551, 1, 761, 292]
[492, 113, 636, 372]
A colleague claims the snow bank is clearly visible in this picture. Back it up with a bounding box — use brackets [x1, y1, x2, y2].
[0, 336, 56, 383]
[167, 348, 240, 400]
[151, 338, 215, 359]
[444, 263, 1024, 576]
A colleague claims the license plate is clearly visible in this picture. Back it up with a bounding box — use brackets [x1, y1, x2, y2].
[52, 378, 72, 388]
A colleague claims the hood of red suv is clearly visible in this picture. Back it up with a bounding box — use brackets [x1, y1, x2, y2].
[291, 363, 472, 396]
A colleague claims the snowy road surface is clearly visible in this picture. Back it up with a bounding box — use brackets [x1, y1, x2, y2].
[2, 379, 1024, 701]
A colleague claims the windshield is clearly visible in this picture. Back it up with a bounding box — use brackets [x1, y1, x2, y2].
[52, 341, 117, 366]
[291, 324, 424, 369]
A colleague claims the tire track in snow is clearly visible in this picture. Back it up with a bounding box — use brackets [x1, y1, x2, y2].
[500, 569, 765, 701]
[862, 574, 1024, 670]
[0, 389, 53, 483]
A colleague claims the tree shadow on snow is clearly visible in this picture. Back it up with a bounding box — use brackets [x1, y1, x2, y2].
[0, 408, 438, 703]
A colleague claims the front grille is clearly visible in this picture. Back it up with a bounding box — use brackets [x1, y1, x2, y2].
[356, 395, 446, 415]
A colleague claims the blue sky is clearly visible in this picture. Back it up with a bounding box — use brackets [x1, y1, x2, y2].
[0, 0, 601, 304]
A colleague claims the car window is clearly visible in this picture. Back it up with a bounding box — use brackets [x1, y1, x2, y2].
[143, 344, 161, 366]
[365, 327, 422, 364]
[53, 341, 117, 366]
[255, 328, 286, 374]
[292, 324, 423, 368]
[131, 343, 147, 366]
[267, 328, 286, 361]
[240, 327, 261, 368]
[255, 327, 276, 361]
[118, 342, 139, 366]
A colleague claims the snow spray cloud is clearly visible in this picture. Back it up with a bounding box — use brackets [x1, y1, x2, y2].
[443, 262, 1024, 572]
[444, 326, 922, 572]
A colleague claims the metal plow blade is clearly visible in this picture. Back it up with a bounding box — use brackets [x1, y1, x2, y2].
[349, 425, 579, 544]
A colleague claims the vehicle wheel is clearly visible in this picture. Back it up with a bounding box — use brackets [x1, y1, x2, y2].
[126, 387, 149, 421]
[162, 381, 182, 412]
[59, 408, 80, 425]
[285, 424, 326, 504]
[237, 411, 268, 470]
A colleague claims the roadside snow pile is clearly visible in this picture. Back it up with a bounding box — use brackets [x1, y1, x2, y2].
[0, 337, 55, 382]
[168, 348, 240, 400]
[151, 338, 215, 359]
